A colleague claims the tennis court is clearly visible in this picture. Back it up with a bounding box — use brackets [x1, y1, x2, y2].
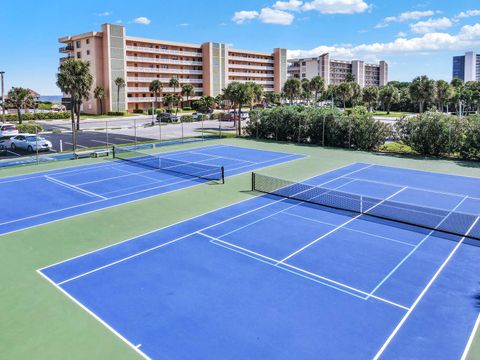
[39, 162, 480, 359]
[0, 144, 303, 236]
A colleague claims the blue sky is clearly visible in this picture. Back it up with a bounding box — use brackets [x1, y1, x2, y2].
[1, 0, 480, 95]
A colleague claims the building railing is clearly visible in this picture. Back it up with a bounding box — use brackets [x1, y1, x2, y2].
[228, 71, 274, 77]
[126, 45, 201, 57]
[126, 66, 203, 75]
[126, 56, 203, 66]
[127, 87, 203, 93]
[127, 77, 203, 83]
[228, 55, 274, 64]
[59, 44, 74, 53]
[228, 63, 274, 71]
[227, 79, 274, 85]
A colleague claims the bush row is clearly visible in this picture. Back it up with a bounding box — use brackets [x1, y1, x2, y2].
[17, 123, 43, 133]
[3, 112, 71, 121]
[395, 112, 480, 160]
[245, 106, 391, 151]
[106, 111, 125, 116]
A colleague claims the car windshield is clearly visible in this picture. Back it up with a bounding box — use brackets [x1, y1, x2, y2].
[25, 136, 44, 142]
[2, 126, 16, 130]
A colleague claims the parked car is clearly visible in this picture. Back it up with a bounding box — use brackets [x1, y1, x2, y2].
[9, 134, 52, 152]
[0, 123, 19, 138]
[220, 112, 238, 121]
[156, 113, 180, 123]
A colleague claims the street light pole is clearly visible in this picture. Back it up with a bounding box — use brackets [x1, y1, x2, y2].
[0, 71, 5, 123]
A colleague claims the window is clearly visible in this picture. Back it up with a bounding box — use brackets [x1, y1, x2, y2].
[76, 52, 81, 59]
[86, 50, 90, 55]
[86, 39, 90, 45]
[76, 40, 81, 48]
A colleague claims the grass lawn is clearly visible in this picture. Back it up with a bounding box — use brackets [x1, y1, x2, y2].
[1, 138, 479, 359]
[80, 113, 140, 119]
[372, 111, 415, 117]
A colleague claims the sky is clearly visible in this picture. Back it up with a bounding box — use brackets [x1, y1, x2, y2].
[1, 0, 480, 95]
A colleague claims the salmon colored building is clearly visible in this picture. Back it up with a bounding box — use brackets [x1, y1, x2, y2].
[59, 24, 287, 114]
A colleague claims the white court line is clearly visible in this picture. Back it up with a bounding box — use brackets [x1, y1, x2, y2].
[373, 216, 480, 360]
[44, 175, 108, 200]
[65, 142, 87, 148]
[200, 232, 409, 311]
[90, 140, 109, 144]
[42, 164, 370, 278]
[367, 195, 470, 299]
[0, 152, 304, 236]
[462, 313, 480, 360]
[37, 163, 363, 271]
[282, 211, 416, 248]
[36, 270, 151, 360]
[277, 186, 409, 264]
[187, 151, 256, 164]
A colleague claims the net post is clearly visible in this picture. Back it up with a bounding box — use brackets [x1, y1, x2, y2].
[221, 166, 225, 184]
[251, 172, 255, 192]
[112, 146, 116, 159]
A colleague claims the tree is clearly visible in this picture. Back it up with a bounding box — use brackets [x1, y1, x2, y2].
[465, 81, 480, 114]
[181, 83, 194, 108]
[57, 59, 93, 150]
[335, 83, 353, 109]
[264, 92, 279, 106]
[309, 76, 325, 104]
[409, 75, 435, 113]
[435, 80, 452, 112]
[192, 96, 215, 113]
[301, 78, 311, 104]
[149, 80, 163, 110]
[350, 82, 362, 107]
[114, 77, 125, 112]
[362, 86, 379, 112]
[214, 94, 223, 109]
[93, 86, 105, 115]
[5, 87, 33, 124]
[345, 73, 355, 83]
[222, 82, 249, 136]
[379, 85, 400, 114]
[282, 78, 301, 104]
[245, 82, 263, 110]
[163, 93, 180, 112]
[169, 77, 180, 114]
[451, 78, 466, 116]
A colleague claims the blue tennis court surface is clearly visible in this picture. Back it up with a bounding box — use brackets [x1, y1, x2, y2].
[0, 144, 303, 236]
[39, 163, 480, 359]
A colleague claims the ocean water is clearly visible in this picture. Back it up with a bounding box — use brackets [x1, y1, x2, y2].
[39, 95, 62, 103]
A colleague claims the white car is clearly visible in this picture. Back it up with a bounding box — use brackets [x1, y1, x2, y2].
[0, 123, 19, 138]
[9, 134, 52, 152]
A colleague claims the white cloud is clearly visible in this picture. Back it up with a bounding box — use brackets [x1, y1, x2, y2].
[115, 20, 122, 24]
[273, 0, 303, 12]
[132, 17, 151, 25]
[302, 0, 370, 14]
[376, 10, 437, 28]
[410, 17, 453, 34]
[455, 9, 480, 19]
[178, 23, 189, 27]
[288, 23, 480, 59]
[397, 31, 407, 37]
[259, 7, 295, 25]
[97, 11, 111, 16]
[232, 10, 259, 24]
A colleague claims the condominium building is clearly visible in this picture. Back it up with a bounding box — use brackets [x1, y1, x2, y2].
[287, 53, 388, 87]
[58, 24, 287, 114]
[452, 51, 480, 82]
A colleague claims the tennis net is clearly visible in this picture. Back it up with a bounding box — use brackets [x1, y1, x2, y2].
[113, 146, 225, 183]
[251, 172, 480, 240]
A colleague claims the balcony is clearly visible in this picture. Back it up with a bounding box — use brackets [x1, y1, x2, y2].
[127, 87, 203, 93]
[228, 55, 274, 64]
[227, 79, 274, 85]
[126, 45, 201, 57]
[127, 76, 203, 84]
[126, 66, 203, 75]
[228, 71, 274, 78]
[126, 56, 203, 66]
[228, 63, 274, 71]
[59, 44, 74, 53]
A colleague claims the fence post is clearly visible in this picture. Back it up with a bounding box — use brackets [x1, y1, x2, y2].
[105, 118, 109, 148]
[134, 117, 137, 147]
[322, 115, 325, 146]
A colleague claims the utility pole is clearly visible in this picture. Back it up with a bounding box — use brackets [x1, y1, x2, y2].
[0, 71, 5, 123]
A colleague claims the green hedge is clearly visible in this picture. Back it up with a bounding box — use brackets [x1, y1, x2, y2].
[146, 108, 163, 115]
[182, 107, 192, 111]
[17, 122, 43, 134]
[106, 111, 125, 116]
[132, 109, 144, 114]
[245, 106, 391, 151]
[3, 112, 70, 122]
[395, 111, 480, 159]
[182, 115, 193, 122]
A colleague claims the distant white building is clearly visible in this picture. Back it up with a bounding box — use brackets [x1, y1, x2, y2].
[288, 53, 388, 87]
[452, 51, 480, 82]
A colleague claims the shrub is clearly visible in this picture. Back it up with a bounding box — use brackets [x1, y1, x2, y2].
[3, 111, 70, 122]
[459, 115, 480, 160]
[146, 108, 163, 115]
[106, 111, 125, 116]
[210, 112, 222, 120]
[182, 115, 193, 122]
[132, 109, 144, 114]
[379, 142, 415, 154]
[17, 122, 43, 134]
[182, 107, 192, 111]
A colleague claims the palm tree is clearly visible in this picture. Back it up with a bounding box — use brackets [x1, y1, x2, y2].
[451, 78, 465, 115]
[301, 78, 311, 104]
[264, 92, 279, 106]
[93, 86, 105, 115]
[409, 75, 435, 113]
[245, 82, 263, 110]
[169, 77, 180, 114]
[149, 80, 163, 110]
[345, 73, 355, 83]
[57, 59, 93, 149]
[282, 78, 301, 104]
[223, 82, 249, 135]
[335, 83, 353, 109]
[181, 83, 194, 108]
[114, 77, 125, 112]
[465, 81, 480, 113]
[362, 86, 379, 112]
[309, 76, 325, 104]
[435, 80, 452, 112]
[214, 94, 224, 109]
[5, 87, 33, 124]
[379, 85, 400, 114]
